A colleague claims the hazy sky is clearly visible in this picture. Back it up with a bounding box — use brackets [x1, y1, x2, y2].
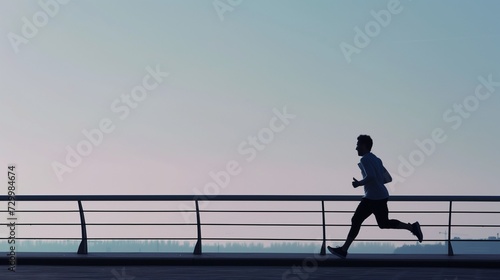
[1, 0, 500, 248]
[2, 0, 499, 197]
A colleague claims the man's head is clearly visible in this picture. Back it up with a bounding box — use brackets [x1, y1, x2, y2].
[356, 134, 373, 156]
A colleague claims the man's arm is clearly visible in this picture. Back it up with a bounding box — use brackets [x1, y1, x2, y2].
[354, 157, 375, 187]
[352, 177, 360, 188]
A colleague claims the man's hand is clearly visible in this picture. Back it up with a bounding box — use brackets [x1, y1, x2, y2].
[352, 177, 361, 188]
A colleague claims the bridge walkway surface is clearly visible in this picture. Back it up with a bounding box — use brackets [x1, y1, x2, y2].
[1, 252, 499, 279]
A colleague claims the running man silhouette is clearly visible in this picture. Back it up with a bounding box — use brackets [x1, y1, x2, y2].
[328, 135, 423, 258]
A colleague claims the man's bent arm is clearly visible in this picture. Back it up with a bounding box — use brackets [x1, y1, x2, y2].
[357, 157, 375, 186]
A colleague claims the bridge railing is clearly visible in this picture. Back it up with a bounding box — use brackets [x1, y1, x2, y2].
[1, 195, 499, 256]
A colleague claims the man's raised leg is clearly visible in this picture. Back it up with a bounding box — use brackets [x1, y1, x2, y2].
[372, 199, 423, 242]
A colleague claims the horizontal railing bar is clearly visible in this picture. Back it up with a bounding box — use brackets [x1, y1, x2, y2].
[0, 238, 203, 241]
[201, 210, 323, 213]
[443, 225, 500, 227]
[0, 210, 79, 212]
[0, 210, 191, 213]
[200, 210, 455, 214]
[2, 195, 500, 202]
[328, 239, 499, 242]
[4, 223, 498, 228]
[201, 224, 322, 226]
[166, 238, 448, 242]
[447, 239, 500, 242]
[327, 211, 450, 214]
[0, 238, 332, 241]
[1, 238, 497, 242]
[83, 210, 190, 212]
[204, 223, 489, 227]
[325, 224, 499, 227]
[326, 211, 500, 214]
[200, 210, 497, 214]
[5, 223, 500, 228]
[200, 224, 481, 227]
[197, 224, 498, 227]
[0, 210, 451, 214]
[2, 210, 499, 214]
[0, 223, 197, 226]
[448, 212, 500, 214]
[180, 238, 500, 242]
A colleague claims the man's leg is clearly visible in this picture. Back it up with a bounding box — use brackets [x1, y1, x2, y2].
[341, 199, 373, 252]
[372, 198, 426, 243]
[372, 198, 412, 230]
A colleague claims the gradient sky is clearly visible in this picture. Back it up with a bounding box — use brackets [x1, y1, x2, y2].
[1, 0, 500, 245]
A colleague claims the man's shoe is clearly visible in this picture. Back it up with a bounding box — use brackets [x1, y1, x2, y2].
[327, 246, 347, 259]
[412, 222, 423, 243]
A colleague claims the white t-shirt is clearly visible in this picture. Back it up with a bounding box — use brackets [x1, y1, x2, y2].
[358, 152, 390, 200]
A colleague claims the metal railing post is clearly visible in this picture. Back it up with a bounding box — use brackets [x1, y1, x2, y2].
[77, 200, 88, 254]
[320, 200, 326, 255]
[193, 200, 202, 255]
[447, 200, 454, 256]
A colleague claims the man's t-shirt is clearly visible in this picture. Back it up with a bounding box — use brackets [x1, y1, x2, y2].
[358, 152, 390, 200]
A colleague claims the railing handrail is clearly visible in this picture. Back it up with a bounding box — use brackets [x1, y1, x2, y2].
[2, 195, 500, 202]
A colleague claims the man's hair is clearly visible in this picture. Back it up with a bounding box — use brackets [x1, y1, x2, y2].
[357, 134, 373, 151]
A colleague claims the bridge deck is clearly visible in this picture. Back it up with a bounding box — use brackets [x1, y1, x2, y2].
[1, 264, 499, 280]
[2, 252, 500, 279]
[2, 253, 500, 279]
[2, 252, 500, 267]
